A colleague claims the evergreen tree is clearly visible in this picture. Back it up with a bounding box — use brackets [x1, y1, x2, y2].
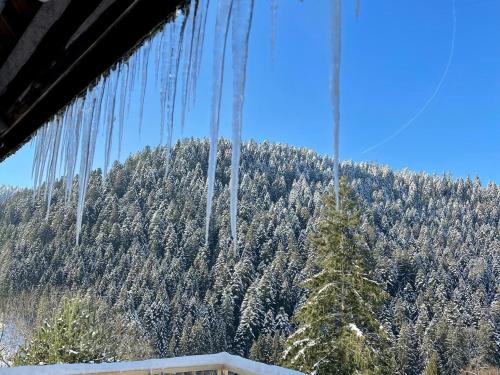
[423, 351, 440, 375]
[13, 297, 118, 365]
[250, 333, 285, 365]
[395, 321, 421, 375]
[283, 181, 390, 374]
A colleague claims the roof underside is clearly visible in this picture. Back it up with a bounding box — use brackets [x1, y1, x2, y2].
[0, 0, 187, 161]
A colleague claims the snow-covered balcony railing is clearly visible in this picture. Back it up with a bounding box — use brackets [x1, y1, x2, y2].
[0, 352, 305, 375]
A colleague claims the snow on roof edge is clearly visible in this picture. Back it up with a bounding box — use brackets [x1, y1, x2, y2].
[0, 352, 305, 375]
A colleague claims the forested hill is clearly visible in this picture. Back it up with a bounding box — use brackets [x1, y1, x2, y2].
[0, 139, 498, 373]
[0, 185, 19, 203]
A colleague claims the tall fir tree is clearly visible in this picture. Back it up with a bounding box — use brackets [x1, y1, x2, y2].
[283, 180, 390, 374]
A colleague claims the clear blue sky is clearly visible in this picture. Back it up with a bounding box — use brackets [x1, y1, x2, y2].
[1, 0, 500, 187]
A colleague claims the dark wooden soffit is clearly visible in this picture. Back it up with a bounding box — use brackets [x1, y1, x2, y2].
[0, 0, 41, 66]
[0, 0, 188, 162]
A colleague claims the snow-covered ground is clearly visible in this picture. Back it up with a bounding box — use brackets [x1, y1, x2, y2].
[0, 321, 24, 368]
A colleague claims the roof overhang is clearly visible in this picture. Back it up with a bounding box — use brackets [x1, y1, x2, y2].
[0, 0, 186, 161]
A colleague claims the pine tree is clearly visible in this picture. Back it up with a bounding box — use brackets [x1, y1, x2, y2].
[395, 321, 421, 375]
[13, 297, 118, 365]
[423, 351, 440, 375]
[250, 334, 273, 364]
[283, 181, 390, 374]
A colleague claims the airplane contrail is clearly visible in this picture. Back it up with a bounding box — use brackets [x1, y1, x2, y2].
[363, 0, 456, 154]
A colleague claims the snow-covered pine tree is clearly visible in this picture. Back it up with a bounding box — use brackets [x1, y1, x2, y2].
[283, 179, 390, 374]
[13, 297, 117, 365]
[423, 351, 440, 375]
[395, 321, 422, 375]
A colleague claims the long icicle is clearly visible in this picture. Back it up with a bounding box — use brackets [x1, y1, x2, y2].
[117, 63, 129, 161]
[45, 116, 63, 219]
[38, 120, 55, 200]
[159, 25, 170, 145]
[76, 83, 102, 244]
[64, 98, 83, 204]
[155, 27, 166, 88]
[32, 124, 49, 199]
[332, 0, 342, 210]
[61, 104, 75, 202]
[128, 53, 139, 112]
[42, 120, 58, 204]
[179, 0, 197, 132]
[191, 0, 210, 108]
[165, 9, 189, 174]
[205, 0, 234, 244]
[138, 41, 151, 137]
[230, 0, 254, 254]
[76, 94, 96, 244]
[103, 74, 117, 180]
[30, 128, 42, 197]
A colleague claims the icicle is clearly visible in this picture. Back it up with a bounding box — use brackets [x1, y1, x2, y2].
[103, 74, 117, 181]
[331, 0, 342, 210]
[61, 104, 75, 200]
[33, 122, 55, 199]
[138, 41, 151, 137]
[159, 23, 175, 145]
[117, 63, 129, 160]
[355, 0, 360, 19]
[92, 80, 107, 152]
[30, 132, 40, 186]
[271, 0, 278, 61]
[178, 0, 209, 130]
[165, 10, 189, 174]
[129, 53, 139, 101]
[75, 86, 101, 244]
[205, 0, 233, 243]
[45, 115, 64, 219]
[30, 130, 41, 193]
[36, 120, 55, 201]
[179, 0, 197, 131]
[102, 74, 110, 178]
[40, 120, 58, 203]
[32, 125, 48, 198]
[76, 95, 94, 244]
[64, 98, 83, 203]
[126, 52, 140, 120]
[155, 29, 166, 87]
[191, 0, 210, 107]
[230, 0, 254, 253]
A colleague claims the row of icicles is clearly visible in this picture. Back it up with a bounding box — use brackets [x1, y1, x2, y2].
[31, 0, 344, 252]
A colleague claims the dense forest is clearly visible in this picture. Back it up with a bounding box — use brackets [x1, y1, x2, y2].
[0, 186, 17, 203]
[0, 139, 498, 373]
